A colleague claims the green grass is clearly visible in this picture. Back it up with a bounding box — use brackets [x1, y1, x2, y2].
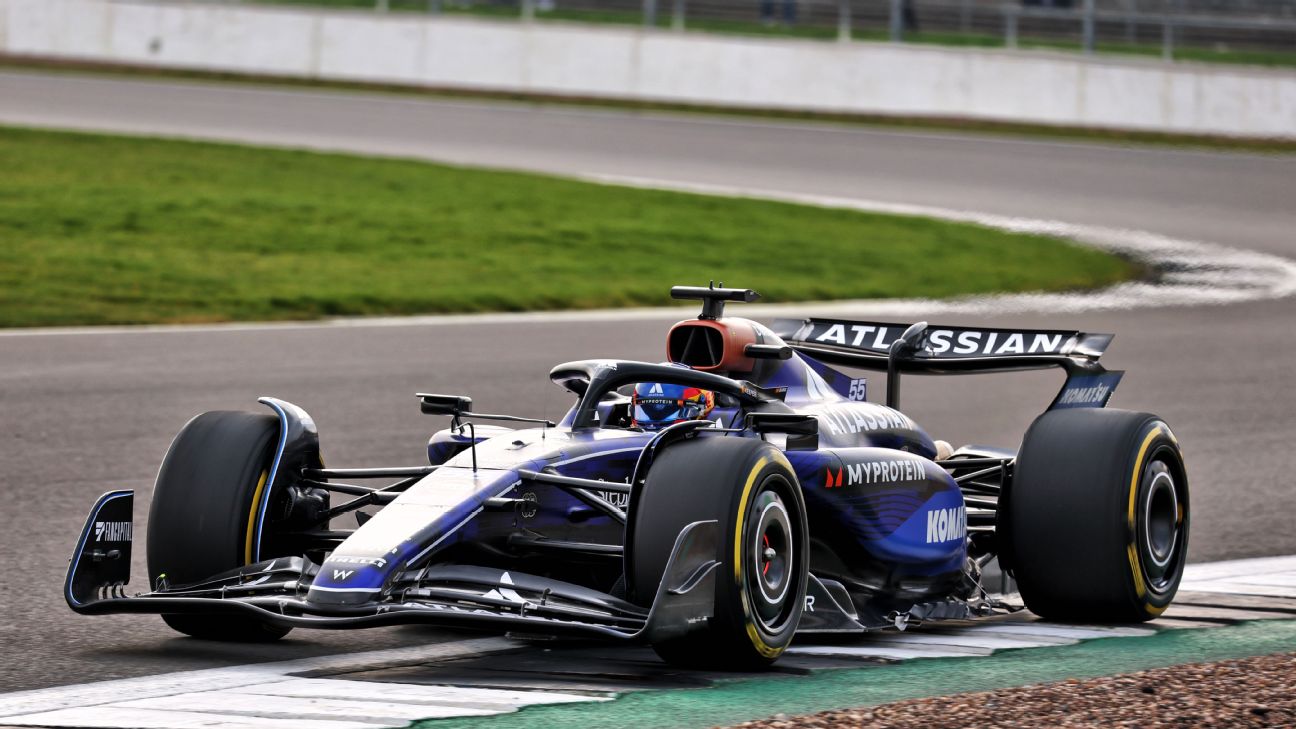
[0, 126, 1136, 328]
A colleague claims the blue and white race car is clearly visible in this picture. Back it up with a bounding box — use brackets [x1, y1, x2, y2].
[67, 285, 1189, 669]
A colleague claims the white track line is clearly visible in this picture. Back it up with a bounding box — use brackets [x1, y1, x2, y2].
[866, 632, 1067, 650]
[232, 678, 590, 710]
[1179, 554, 1296, 583]
[788, 645, 980, 660]
[951, 624, 1156, 640]
[1162, 605, 1293, 621]
[1, 707, 383, 729]
[0, 637, 521, 718]
[2, 177, 1294, 338]
[110, 692, 498, 722]
[1179, 555, 1296, 597]
[0, 636, 606, 728]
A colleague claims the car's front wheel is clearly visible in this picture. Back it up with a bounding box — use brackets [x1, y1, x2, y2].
[629, 436, 808, 670]
[147, 411, 292, 641]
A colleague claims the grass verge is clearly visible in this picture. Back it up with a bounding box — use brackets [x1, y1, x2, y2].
[5, 56, 1294, 155]
[0, 125, 1136, 327]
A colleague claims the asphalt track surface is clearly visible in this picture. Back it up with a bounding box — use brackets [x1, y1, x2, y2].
[1, 70, 1294, 693]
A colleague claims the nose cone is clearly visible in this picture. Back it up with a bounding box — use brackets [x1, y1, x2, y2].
[306, 558, 389, 605]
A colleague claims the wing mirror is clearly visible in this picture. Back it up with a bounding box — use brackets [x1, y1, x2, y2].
[745, 413, 819, 450]
[744, 343, 793, 360]
[418, 394, 473, 417]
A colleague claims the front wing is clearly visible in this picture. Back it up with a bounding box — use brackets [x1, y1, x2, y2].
[65, 490, 720, 642]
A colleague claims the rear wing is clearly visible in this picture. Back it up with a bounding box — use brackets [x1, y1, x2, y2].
[771, 318, 1122, 410]
[772, 318, 1112, 374]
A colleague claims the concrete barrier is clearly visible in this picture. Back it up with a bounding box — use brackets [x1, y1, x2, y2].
[3, 0, 1294, 138]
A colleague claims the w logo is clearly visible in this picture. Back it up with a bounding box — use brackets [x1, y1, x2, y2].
[332, 569, 355, 581]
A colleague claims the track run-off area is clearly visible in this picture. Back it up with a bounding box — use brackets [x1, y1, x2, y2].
[2, 558, 1296, 728]
[1, 69, 1295, 722]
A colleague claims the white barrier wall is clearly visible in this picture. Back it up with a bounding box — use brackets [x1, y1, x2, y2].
[4, 0, 1295, 138]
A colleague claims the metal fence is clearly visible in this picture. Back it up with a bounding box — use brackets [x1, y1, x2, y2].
[242, 0, 1296, 62]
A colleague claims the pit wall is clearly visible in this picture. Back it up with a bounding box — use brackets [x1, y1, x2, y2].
[4, 0, 1294, 138]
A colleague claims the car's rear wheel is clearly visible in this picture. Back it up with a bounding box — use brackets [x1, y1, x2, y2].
[1009, 408, 1189, 621]
[629, 436, 808, 670]
[147, 411, 292, 641]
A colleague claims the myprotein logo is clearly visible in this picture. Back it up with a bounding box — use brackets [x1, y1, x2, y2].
[846, 459, 927, 486]
[94, 521, 132, 542]
[926, 506, 966, 544]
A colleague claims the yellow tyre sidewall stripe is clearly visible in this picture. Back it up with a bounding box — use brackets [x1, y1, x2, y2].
[734, 452, 795, 659]
[1126, 425, 1163, 612]
[244, 469, 270, 566]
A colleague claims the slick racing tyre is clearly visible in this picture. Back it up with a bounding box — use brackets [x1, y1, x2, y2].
[147, 411, 291, 641]
[629, 436, 808, 670]
[1009, 408, 1189, 622]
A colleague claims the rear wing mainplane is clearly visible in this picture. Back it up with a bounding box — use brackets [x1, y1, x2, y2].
[771, 318, 1122, 411]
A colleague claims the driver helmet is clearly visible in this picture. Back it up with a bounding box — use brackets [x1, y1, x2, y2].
[631, 382, 715, 430]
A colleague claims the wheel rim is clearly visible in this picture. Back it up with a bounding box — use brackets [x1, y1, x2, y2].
[1139, 453, 1186, 593]
[747, 480, 795, 629]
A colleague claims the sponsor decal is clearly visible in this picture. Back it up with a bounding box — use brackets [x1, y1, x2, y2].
[1057, 383, 1111, 406]
[332, 569, 355, 580]
[818, 405, 915, 437]
[483, 571, 529, 605]
[805, 595, 816, 612]
[329, 556, 389, 568]
[597, 490, 630, 509]
[416, 602, 557, 621]
[94, 521, 132, 542]
[847, 378, 867, 402]
[926, 330, 1065, 356]
[814, 324, 894, 349]
[1052, 371, 1123, 410]
[824, 466, 843, 488]
[810, 322, 1071, 357]
[520, 492, 539, 519]
[845, 458, 927, 486]
[925, 506, 967, 544]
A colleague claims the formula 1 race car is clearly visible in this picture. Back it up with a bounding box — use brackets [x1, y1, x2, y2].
[67, 285, 1189, 669]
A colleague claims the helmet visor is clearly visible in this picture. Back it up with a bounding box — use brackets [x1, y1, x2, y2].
[633, 397, 707, 425]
